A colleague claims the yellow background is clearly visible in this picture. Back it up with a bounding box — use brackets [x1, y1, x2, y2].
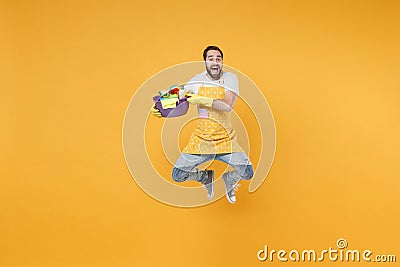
[1, 0, 399, 266]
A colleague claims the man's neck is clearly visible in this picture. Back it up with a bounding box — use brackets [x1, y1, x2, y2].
[206, 71, 223, 81]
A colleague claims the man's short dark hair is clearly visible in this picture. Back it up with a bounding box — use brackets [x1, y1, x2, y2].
[203, 46, 223, 61]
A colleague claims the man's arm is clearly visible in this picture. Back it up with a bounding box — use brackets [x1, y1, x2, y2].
[210, 90, 237, 112]
[210, 72, 239, 112]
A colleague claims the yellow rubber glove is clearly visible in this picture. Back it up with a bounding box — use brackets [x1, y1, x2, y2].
[151, 105, 163, 118]
[186, 94, 213, 108]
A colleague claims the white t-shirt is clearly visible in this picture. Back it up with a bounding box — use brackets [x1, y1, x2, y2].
[180, 71, 239, 98]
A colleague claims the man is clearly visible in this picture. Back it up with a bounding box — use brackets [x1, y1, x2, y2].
[152, 46, 254, 204]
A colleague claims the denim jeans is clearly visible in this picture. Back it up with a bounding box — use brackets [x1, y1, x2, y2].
[172, 152, 254, 184]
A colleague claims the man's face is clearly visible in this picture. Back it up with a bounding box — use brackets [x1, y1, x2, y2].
[205, 50, 223, 80]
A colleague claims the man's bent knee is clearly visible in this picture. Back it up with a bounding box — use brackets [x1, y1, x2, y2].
[241, 164, 254, 180]
[172, 167, 187, 182]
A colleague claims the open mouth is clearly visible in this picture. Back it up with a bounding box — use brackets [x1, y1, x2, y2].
[210, 66, 220, 73]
